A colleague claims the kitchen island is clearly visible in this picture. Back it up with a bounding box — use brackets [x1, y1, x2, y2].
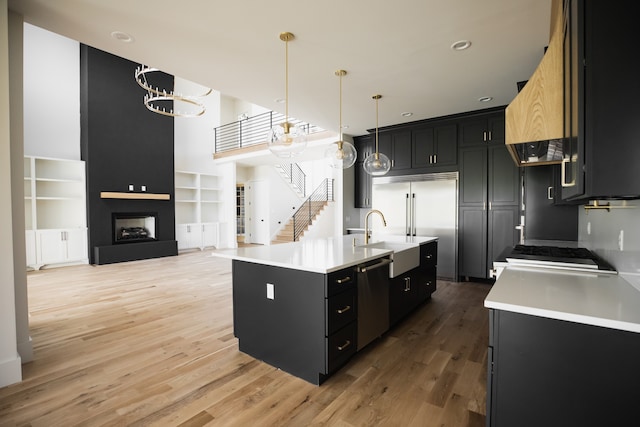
[213, 234, 437, 384]
[484, 267, 640, 427]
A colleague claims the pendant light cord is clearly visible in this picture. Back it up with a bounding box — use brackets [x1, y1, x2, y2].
[374, 95, 381, 160]
[284, 36, 289, 123]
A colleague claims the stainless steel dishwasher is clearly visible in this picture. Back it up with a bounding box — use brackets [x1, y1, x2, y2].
[356, 256, 391, 350]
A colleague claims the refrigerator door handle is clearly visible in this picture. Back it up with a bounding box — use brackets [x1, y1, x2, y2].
[405, 193, 410, 236]
[412, 193, 417, 236]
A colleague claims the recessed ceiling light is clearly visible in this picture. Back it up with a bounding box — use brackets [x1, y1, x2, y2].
[111, 31, 134, 43]
[478, 96, 493, 103]
[401, 112, 413, 117]
[274, 98, 285, 104]
[451, 40, 471, 51]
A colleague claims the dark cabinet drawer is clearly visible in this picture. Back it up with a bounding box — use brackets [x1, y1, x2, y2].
[326, 288, 356, 335]
[326, 267, 357, 296]
[326, 322, 357, 374]
[420, 241, 437, 269]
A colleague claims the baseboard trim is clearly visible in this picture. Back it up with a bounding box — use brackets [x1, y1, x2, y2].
[0, 353, 22, 387]
[17, 335, 33, 363]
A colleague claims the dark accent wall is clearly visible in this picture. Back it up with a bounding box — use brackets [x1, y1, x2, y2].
[80, 45, 177, 264]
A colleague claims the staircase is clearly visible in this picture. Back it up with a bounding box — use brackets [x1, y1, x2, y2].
[274, 163, 305, 198]
[272, 178, 334, 244]
[272, 200, 329, 243]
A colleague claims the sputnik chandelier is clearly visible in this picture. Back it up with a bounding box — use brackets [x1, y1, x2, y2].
[134, 65, 212, 118]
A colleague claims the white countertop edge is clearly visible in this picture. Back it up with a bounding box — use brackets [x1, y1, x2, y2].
[212, 249, 393, 274]
[211, 235, 437, 274]
[484, 300, 640, 334]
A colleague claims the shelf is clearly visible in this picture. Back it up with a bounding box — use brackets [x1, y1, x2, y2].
[100, 192, 171, 200]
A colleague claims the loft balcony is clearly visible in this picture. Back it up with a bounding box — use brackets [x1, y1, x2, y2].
[213, 111, 334, 164]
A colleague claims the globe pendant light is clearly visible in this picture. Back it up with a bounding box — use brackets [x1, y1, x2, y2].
[363, 94, 391, 176]
[267, 32, 308, 159]
[326, 70, 357, 169]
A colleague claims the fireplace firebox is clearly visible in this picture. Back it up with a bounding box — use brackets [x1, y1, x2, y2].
[112, 212, 157, 244]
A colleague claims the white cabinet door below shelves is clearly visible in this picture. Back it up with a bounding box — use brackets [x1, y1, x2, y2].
[65, 229, 88, 261]
[37, 229, 88, 265]
[202, 223, 218, 249]
[176, 224, 203, 250]
[37, 230, 67, 265]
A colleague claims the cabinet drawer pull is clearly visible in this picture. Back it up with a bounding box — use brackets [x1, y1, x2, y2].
[404, 277, 411, 292]
[337, 340, 351, 351]
[336, 276, 351, 284]
[336, 305, 351, 314]
[425, 254, 433, 259]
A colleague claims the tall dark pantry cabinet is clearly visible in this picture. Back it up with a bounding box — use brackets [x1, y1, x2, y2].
[458, 112, 520, 280]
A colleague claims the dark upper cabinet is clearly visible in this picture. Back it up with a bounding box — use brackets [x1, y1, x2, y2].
[561, 0, 640, 200]
[488, 145, 520, 207]
[377, 131, 411, 171]
[412, 123, 457, 170]
[459, 146, 487, 206]
[391, 131, 412, 170]
[459, 113, 505, 147]
[354, 136, 373, 208]
[524, 165, 578, 241]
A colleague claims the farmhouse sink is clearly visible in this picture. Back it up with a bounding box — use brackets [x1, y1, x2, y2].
[360, 241, 420, 278]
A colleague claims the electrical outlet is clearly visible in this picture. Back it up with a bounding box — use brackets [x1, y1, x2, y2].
[618, 230, 624, 251]
[266, 283, 274, 300]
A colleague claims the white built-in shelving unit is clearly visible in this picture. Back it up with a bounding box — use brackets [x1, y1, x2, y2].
[24, 156, 88, 269]
[175, 171, 224, 250]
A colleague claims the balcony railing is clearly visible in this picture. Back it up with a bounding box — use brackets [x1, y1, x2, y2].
[214, 111, 324, 154]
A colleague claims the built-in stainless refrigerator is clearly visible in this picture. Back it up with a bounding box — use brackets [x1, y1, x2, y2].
[372, 172, 458, 280]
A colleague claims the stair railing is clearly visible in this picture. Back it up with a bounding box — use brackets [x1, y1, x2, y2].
[277, 163, 306, 198]
[213, 111, 323, 154]
[291, 178, 334, 242]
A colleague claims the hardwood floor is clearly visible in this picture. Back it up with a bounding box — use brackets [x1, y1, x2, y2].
[0, 250, 492, 426]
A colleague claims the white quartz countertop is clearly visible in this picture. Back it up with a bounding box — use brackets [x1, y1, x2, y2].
[212, 235, 438, 274]
[485, 266, 640, 333]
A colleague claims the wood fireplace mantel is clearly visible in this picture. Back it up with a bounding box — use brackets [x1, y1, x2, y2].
[100, 192, 170, 200]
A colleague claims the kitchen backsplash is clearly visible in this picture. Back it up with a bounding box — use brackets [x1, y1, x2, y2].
[578, 200, 640, 285]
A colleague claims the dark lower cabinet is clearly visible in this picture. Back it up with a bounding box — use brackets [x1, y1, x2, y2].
[389, 241, 437, 326]
[232, 260, 357, 385]
[488, 309, 640, 427]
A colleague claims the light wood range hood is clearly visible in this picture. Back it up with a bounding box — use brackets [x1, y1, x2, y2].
[505, 0, 564, 167]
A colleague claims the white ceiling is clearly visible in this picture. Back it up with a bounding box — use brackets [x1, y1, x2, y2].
[8, 0, 552, 138]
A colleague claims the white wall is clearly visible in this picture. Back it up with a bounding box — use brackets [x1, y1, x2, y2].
[0, 1, 23, 387]
[174, 78, 221, 172]
[23, 23, 79, 160]
[578, 200, 640, 287]
[247, 165, 302, 242]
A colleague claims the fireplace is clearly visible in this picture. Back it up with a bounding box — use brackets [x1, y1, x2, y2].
[112, 212, 157, 244]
